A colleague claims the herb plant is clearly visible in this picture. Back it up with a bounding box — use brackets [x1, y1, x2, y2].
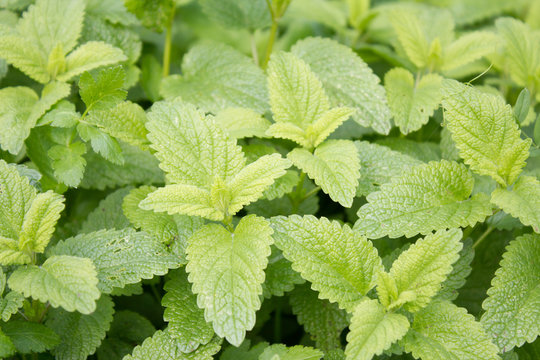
[0, 0, 539, 359]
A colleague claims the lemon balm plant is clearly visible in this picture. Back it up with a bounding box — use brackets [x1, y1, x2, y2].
[0, 0, 539, 359]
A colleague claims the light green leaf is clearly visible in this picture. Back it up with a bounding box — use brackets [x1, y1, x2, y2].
[0, 35, 49, 83]
[387, 229, 463, 312]
[290, 284, 348, 352]
[271, 215, 383, 312]
[354, 141, 422, 197]
[79, 66, 127, 112]
[0, 320, 60, 354]
[442, 31, 498, 74]
[259, 344, 323, 360]
[58, 41, 127, 82]
[402, 300, 500, 360]
[29, 81, 71, 125]
[0, 328, 15, 358]
[345, 299, 410, 360]
[388, 9, 430, 69]
[0, 291, 24, 322]
[288, 140, 360, 207]
[441, 79, 531, 186]
[47, 295, 114, 360]
[51, 228, 181, 293]
[124, 331, 221, 360]
[355, 160, 492, 239]
[186, 215, 273, 346]
[85, 0, 138, 25]
[48, 142, 87, 187]
[8, 255, 100, 314]
[162, 269, 214, 352]
[0, 86, 38, 155]
[86, 101, 149, 150]
[78, 122, 124, 165]
[263, 170, 299, 201]
[481, 233, 540, 351]
[213, 107, 271, 139]
[385, 68, 442, 134]
[39, 100, 79, 127]
[292, 37, 392, 134]
[200, 0, 270, 30]
[491, 175, 540, 233]
[160, 42, 268, 114]
[124, 0, 175, 32]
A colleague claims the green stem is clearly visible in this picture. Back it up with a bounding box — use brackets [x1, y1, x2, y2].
[250, 32, 259, 66]
[262, 20, 278, 68]
[162, 5, 176, 77]
[472, 226, 495, 249]
[303, 186, 321, 199]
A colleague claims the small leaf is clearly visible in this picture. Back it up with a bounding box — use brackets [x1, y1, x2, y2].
[79, 66, 127, 112]
[514, 88, 531, 125]
[48, 142, 87, 187]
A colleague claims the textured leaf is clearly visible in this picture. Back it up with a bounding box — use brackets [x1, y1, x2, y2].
[442, 31, 498, 74]
[220, 340, 268, 360]
[186, 215, 273, 346]
[58, 41, 127, 82]
[0, 35, 49, 83]
[0, 87, 38, 154]
[491, 175, 540, 233]
[51, 228, 181, 293]
[385, 68, 442, 134]
[292, 37, 391, 134]
[213, 107, 271, 139]
[107, 310, 156, 344]
[354, 141, 422, 197]
[386, 229, 463, 312]
[289, 284, 348, 352]
[259, 344, 323, 360]
[481, 233, 540, 351]
[124, 0, 174, 32]
[200, 0, 270, 30]
[437, 239, 474, 301]
[0, 328, 15, 358]
[288, 140, 360, 207]
[81, 188, 131, 233]
[388, 9, 430, 69]
[441, 79, 531, 186]
[377, 138, 441, 162]
[162, 269, 214, 352]
[124, 331, 221, 360]
[79, 66, 127, 112]
[48, 142, 87, 187]
[263, 246, 304, 298]
[402, 300, 500, 360]
[77, 123, 124, 165]
[271, 215, 383, 312]
[0, 291, 24, 322]
[160, 42, 268, 114]
[9, 255, 99, 314]
[355, 160, 492, 239]
[0, 321, 59, 354]
[47, 295, 114, 360]
[345, 299, 410, 360]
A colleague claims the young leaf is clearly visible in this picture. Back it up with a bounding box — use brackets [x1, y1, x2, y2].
[490, 175, 540, 233]
[402, 300, 500, 360]
[162, 270, 214, 352]
[160, 42, 268, 113]
[48, 142, 87, 187]
[186, 215, 273, 346]
[387, 229, 463, 312]
[51, 228, 181, 293]
[292, 37, 392, 134]
[288, 140, 360, 207]
[0, 321, 60, 354]
[481, 233, 540, 351]
[384, 68, 442, 134]
[8, 255, 100, 314]
[355, 160, 492, 239]
[441, 79, 531, 186]
[79, 66, 127, 112]
[345, 299, 410, 360]
[46, 295, 114, 360]
[271, 215, 383, 312]
[289, 284, 349, 352]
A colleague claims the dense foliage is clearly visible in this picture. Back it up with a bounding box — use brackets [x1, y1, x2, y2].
[0, 0, 539, 359]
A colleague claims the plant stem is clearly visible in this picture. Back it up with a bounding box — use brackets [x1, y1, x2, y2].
[472, 226, 495, 249]
[250, 32, 259, 66]
[162, 5, 176, 78]
[262, 20, 278, 68]
[303, 186, 321, 199]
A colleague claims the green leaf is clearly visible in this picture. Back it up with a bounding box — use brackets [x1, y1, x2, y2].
[81, 188, 131, 233]
[160, 42, 268, 114]
[491, 175, 540, 233]
[386, 229, 463, 312]
[162, 269, 214, 352]
[514, 88, 531, 125]
[200, 0, 271, 30]
[259, 344, 323, 360]
[289, 284, 349, 352]
[8, 255, 99, 314]
[481, 233, 540, 351]
[48, 141, 87, 187]
[0, 320, 60, 354]
[377, 138, 441, 162]
[108, 310, 156, 344]
[47, 295, 114, 360]
[51, 228, 181, 293]
[441, 79, 531, 186]
[354, 141, 422, 197]
[437, 239, 474, 301]
[271, 215, 383, 312]
[288, 140, 360, 207]
[39, 100, 79, 128]
[124, 331, 221, 360]
[263, 246, 304, 298]
[0, 328, 15, 358]
[186, 215, 273, 346]
[442, 31, 498, 74]
[124, 0, 175, 32]
[213, 107, 271, 139]
[220, 340, 268, 360]
[388, 9, 430, 69]
[0, 35, 49, 83]
[292, 37, 392, 134]
[0, 291, 24, 322]
[0, 87, 38, 154]
[345, 299, 410, 360]
[79, 66, 127, 112]
[402, 300, 500, 360]
[355, 160, 492, 239]
[58, 41, 127, 82]
[384, 68, 442, 134]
